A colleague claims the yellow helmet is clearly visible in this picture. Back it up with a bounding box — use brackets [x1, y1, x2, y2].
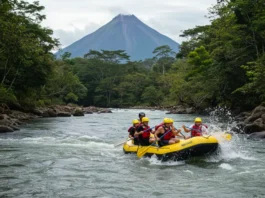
[142, 117, 149, 122]
[163, 118, 172, 124]
[194, 117, 202, 123]
[170, 118, 174, 123]
[163, 117, 169, 123]
[132, 119, 139, 124]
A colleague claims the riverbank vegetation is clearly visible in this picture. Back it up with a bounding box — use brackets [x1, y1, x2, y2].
[1, 0, 265, 112]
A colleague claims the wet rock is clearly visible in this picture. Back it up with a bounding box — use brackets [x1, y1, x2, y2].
[50, 105, 73, 113]
[247, 131, 265, 140]
[99, 109, 112, 113]
[31, 109, 43, 116]
[0, 118, 12, 126]
[245, 106, 265, 123]
[244, 123, 264, 134]
[165, 105, 191, 114]
[239, 105, 265, 134]
[73, 109, 84, 116]
[235, 111, 251, 121]
[10, 125, 20, 131]
[186, 107, 196, 114]
[9, 110, 37, 121]
[83, 106, 112, 113]
[83, 106, 99, 113]
[0, 104, 11, 114]
[57, 112, 71, 117]
[0, 113, 24, 131]
[261, 114, 265, 122]
[47, 109, 57, 117]
[0, 125, 14, 133]
[0, 114, 9, 120]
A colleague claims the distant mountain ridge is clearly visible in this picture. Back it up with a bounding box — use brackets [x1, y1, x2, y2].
[56, 14, 179, 60]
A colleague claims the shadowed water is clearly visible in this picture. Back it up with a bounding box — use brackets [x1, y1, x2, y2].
[0, 109, 264, 198]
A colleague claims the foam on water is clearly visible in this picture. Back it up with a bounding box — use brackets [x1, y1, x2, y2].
[144, 155, 185, 166]
[0, 136, 114, 150]
[203, 107, 258, 162]
[219, 163, 233, 170]
[183, 170, 194, 174]
[1, 109, 265, 198]
[205, 135, 256, 163]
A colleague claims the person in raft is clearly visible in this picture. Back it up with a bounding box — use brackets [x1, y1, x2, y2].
[169, 118, 186, 139]
[154, 118, 181, 146]
[128, 119, 140, 145]
[138, 112, 146, 123]
[182, 117, 208, 138]
[135, 117, 155, 146]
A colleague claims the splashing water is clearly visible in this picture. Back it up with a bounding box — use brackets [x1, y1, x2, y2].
[0, 109, 264, 198]
[219, 163, 234, 170]
[204, 107, 256, 162]
[208, 106, 238, 133]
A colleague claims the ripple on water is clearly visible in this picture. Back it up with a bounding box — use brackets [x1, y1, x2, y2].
[1, 109, 265, 198]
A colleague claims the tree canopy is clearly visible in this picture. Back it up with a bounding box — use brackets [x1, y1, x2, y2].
[1, 0, 265, 111]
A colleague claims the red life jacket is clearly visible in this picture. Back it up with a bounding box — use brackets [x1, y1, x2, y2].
[155, 123, 164, 130]
[191, 124, 208, 137]
[127, 126, 135, 132]
[159, 126, 174, 140]
[139, 124, 151, 139]
[135, 123, 142, 131]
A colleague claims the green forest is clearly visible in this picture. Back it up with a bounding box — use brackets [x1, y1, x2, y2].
[1, 0, 265, 111]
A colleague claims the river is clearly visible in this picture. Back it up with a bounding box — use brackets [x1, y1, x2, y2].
[0, 109, 264, 198]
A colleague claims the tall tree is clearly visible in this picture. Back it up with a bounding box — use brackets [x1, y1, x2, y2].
[152, 45, 175, 75]
[0, 0, 58, 106]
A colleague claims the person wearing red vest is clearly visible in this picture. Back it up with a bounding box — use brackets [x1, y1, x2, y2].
[128, 119, 140, 145]
[154, 118, 181, 146]
[135, 117, 155, 146]
[182, 117, 208, 138]
[169, 118, 186, 139]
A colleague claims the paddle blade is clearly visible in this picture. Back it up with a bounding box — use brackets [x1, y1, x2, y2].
[137, 146, 150, 158]
[211, 132, 232, 142]
[114, 138, 130, 147]
[223, 132, 232, 141]
[114, 141, 125, 147]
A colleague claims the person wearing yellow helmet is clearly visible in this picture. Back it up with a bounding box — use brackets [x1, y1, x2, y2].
[154, 117, 168, 131]
[128, 119, 140, 145]
[154, 118, 181, 146]
[169, 118, 186, 139]
[182, 117, 208, 138]
[135, 117, 155, 146]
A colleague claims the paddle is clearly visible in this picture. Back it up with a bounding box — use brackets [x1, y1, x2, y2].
[179, 131, 186, 139]
[137, 128, 171, 158]
[114, 138, 130, 147]
[184, 125, 202, 132]
[114, 126, 155, 147]
[184, 126, 232, 140]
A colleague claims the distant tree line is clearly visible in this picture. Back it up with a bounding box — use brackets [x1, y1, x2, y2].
[1, 0, 265, 112]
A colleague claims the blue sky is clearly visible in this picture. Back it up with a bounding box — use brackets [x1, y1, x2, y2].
[36, 0, 217, 48]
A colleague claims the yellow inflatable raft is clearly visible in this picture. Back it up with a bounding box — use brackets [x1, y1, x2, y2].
[123, 132, 231, 161]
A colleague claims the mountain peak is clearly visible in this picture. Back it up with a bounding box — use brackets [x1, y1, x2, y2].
[112, 14, 139, 22]
[56, 14, 179, 60]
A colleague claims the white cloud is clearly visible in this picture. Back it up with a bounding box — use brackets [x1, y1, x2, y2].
[53, 23, 100, 48]
[32, 0, 217, 46]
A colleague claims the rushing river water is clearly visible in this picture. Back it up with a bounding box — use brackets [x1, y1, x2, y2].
[0, 109, 265, 198]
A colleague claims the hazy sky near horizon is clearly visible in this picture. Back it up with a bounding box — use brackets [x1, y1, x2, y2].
[36, 0, 217, 48]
